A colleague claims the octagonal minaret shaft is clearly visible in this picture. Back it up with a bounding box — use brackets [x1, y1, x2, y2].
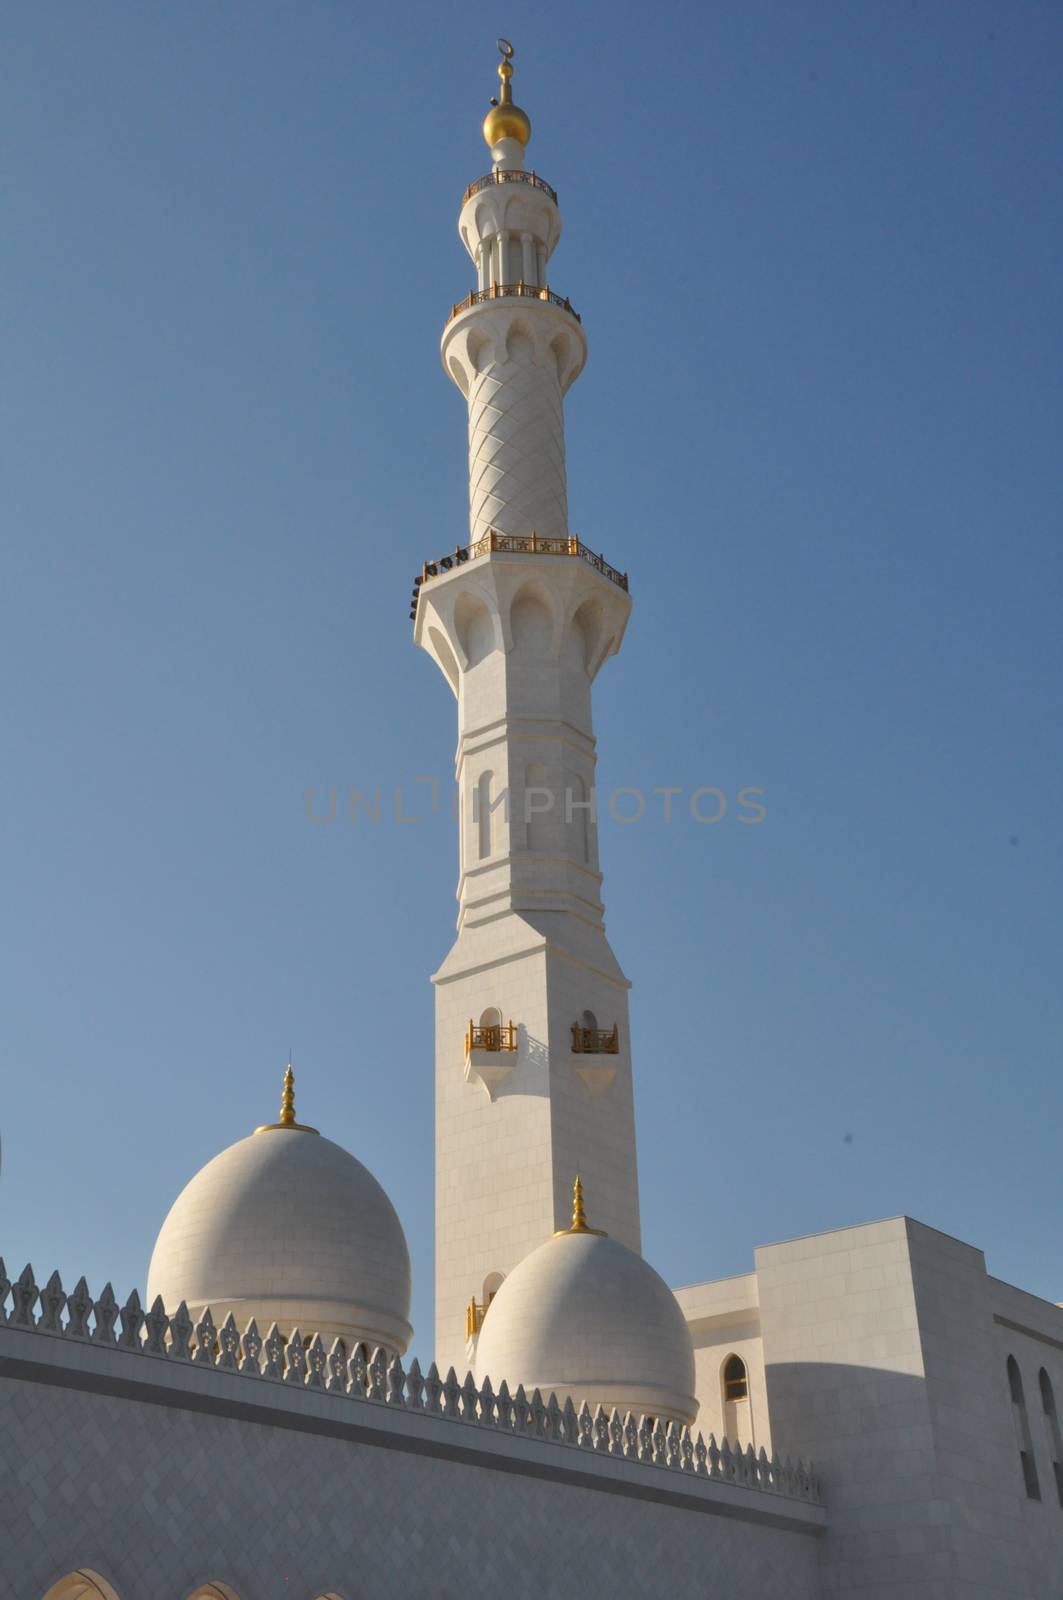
[416, 44, 641, 1377]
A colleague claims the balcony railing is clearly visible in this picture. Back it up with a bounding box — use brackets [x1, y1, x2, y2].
[447, 282, 581, 325]
[465, 1020, 518, 1055]
[571, 1023, 620, 1055]
[409, 531, 628, 617]
[462, 169, 558, 206]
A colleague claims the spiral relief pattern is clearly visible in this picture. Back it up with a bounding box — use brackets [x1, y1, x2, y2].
[466, 351, 569, 543]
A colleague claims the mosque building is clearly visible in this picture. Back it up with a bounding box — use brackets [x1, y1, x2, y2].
[1, 42, 1061, 1600]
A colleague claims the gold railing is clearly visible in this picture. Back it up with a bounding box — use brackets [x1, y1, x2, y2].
[466, 1297, 486, 1339]
[409, 532, 628, 617]
[571, 1023, 619, 1055]
[462, 169, 558, 206]
[465, 1020, 518, 1055]
[447, 282, 581, 325]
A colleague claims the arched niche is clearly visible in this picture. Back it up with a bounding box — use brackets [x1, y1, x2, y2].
[454, 591, 495, 667]
[510, 584, 555, 658]
[427, 625, 459, 693]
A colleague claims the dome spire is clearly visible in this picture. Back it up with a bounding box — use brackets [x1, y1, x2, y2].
[482, 37, 531, 161]
[555, 1175, 607, 1237]
[254, 1059, 319, 1135]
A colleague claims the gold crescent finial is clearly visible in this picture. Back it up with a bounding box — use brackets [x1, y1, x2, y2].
[254, 1059, 319, 1136]
[554, 1174, 606, 1236]
[483, 37, 531, 151]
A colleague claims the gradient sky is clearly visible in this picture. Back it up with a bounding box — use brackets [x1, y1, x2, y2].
[4, 1, 1061, 1351]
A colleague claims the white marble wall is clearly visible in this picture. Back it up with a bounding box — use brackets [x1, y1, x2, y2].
[755, 1215, 1063, 1597]
[0, 1320, 822, 1600]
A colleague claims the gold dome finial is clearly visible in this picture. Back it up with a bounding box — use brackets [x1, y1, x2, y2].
[555, 1174, 607, 1236]
[254, 1059, 319, 1135]
[279, 1062, 296, 1126]
[483, 37, 531, 152]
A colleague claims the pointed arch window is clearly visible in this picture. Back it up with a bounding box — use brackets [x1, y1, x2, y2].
[1039, 1368, 1063, 1508]
[723, 1354, 749, 1402]
[1008, 1355, 1041, 1500]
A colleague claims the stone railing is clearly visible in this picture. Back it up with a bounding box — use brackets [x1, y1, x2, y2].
[0, 1258, 819, 1503]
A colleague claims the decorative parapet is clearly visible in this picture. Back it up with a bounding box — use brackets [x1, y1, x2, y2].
[0, 1256, 820, 1505]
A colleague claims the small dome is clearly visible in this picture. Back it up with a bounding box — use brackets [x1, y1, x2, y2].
[474, 1182, 696, 1424]
[147, 1069, 411, 1354]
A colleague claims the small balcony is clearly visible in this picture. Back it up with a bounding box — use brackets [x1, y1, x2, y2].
[571, 1023, 619, 1055]
[571, 1020, 619, 1098]
[464, 1017, 518, 1101]
[466, 1020, 518, 1054]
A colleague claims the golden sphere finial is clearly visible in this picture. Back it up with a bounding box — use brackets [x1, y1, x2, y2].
[483, 37, 531, 151]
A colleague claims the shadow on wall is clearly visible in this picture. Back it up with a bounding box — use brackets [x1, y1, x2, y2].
[765, 1360, 1063, 1595]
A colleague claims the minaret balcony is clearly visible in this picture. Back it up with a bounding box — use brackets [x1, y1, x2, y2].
[466, 1020, 518, 1054]
[447, 282, 581, 326]
[464, 1018, 518, 1102]
[462, 169, 558, 206]
[409, 531, 628, 620]
[571, 1023, 619, 1055]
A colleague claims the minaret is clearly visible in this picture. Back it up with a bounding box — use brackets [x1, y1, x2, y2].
[414, 42, 640, 1374]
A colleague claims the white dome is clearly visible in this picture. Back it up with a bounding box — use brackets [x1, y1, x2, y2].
[147, 1100, 412, 1355]
[473, 1222, 696, 1425]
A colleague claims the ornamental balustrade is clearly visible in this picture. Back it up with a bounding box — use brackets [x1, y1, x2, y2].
[461, 169, 558, 206]
[465, 1020, 518, 1055]
[571, 1023, 619, 1055]
[0, 1256, 820, 1503]
[409, 532, 628, 618]
[447, 283, 580, 325]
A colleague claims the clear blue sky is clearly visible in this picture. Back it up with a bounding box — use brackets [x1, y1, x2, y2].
[4, 1, 1061, 1351]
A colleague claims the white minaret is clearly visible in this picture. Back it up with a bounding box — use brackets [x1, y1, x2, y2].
[414, 42, 640, 1375]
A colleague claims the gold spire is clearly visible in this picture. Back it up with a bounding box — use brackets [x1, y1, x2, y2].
[554, 1174, 607, 1237]
[278, 1062, 296, 1126]
[254, 1060, 319, 1135]
[482, 38, 531, 151]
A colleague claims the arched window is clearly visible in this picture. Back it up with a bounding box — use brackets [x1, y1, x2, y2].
[581, 1009, 598, 1033]
[1039, 1367, 1063, 1508]
[42, 1574, 120, 1600]
[1008, 1355, 1041, 1500]
[721, 1353, 752, 1449]
[723, 1354, 748, 1401]
[476, 770, 494, 860]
